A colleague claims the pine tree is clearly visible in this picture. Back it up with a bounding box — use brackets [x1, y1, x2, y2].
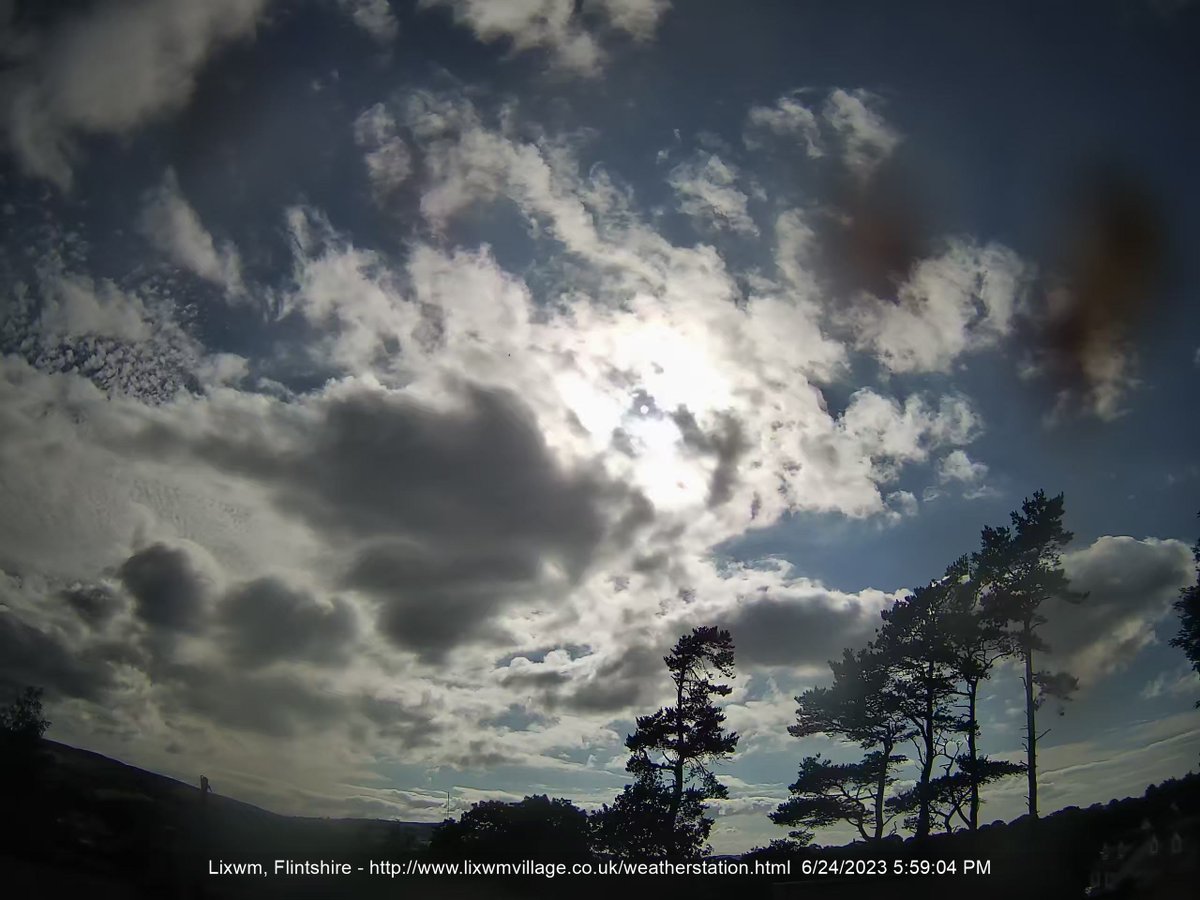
[974, 490, 1086, 821]
[1169, 512, 1200, 707]
[599, 626, 739, 859]
[784, 646, 912, 841]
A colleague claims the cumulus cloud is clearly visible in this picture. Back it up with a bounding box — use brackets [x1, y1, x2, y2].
[935, 449, 993, 499]
[353, 103, 411, 197]
[138, 169, 244, 295]
[744, 87, 899, 180]
[717, 581, 897, 670]
[118, 541, 219, 633]
[667, 153, 758, 235]
[418, 0, 670, 75]
[821, 88, 900, 180]
[847, 240, 1028, 373]
[219, 577, 359, 668]
[0, 600, 118, 702]
[112, 373, 653, 660]
[1042, 536, 1196, 687]
[744, 91, 823, 157]
[0, 0, 272, 188]
[337, 0, 400, 42]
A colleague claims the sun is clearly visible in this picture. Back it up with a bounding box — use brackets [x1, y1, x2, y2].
[553, 319, 732, 512]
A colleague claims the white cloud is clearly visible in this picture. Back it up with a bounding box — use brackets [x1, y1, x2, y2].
[885, 489, 919, 520]
[337, 0, 400, 42]
[418, 0, 670, 75]
[821, 88, 900, 179]
[138, 169, 244, 296]
[35, 267, 153, 344]
[937, 448, 987, 484]
[353, 103, 412, 196]
[667, 153, 758, 236]
[1140, 665, 1199, 701]
[848, 239, 1028, 373]
[1, 0, 273, 188]
[935, 449, 995, 499]
[744, 92, 823, 157]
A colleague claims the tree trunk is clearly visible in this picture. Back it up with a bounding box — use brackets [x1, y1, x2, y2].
[667, 675, 685, 849]
[968, 679, 979, 832]
[916, 665, 935, 840]
[873, 738, 892, 841]
[1023, 618, 1038, 821]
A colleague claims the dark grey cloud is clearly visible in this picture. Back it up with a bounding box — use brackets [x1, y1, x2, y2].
[673, 406, 750, 508]
[1041, 536, 1194, 682]
[564, 643, 664, 713]
[481, 703, 552, 731]
[345, 538, 534, 660]
[275, 384, 624, 564]
[156, 661, 345, 739]
[133, 382, 652, 659]
[717, 591, 876, 668]
[500, 666, 572, 690]
[219, 577, 359, 668]
[500, 642, 664, 716]
[0, 614, 115, 701]
[118, 543, 209, 632]
[60, 582, 125, 628]
[357, 695, 441, 749]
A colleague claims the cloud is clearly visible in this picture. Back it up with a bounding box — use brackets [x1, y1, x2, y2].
[1042, 536, 1196, 687]
[418, 0, 670, 75]
[117, 375, 652, 659]
[821, 88, 900, 180]
[138, 169, 244, 295]
[497, 641, 664, 715]
[337, 0, 400, 42]
[118, 541, 219, 633]
[667, 153, 758, 236]
[34, 264, 154, 344]
[744, 92, 823, 157]
[885, 489, 919, 519]
[0, 268, 201, 402]
[1140, 665, 1199, 701]
[353, 103, 411, 197]
[0, 602, 118, 702]
[219, 577, 359, 668]
[847, 240, 1029, 373]
[935, 449, 994, 499]
[1, 0, 272, 188]
[1046, 327, 1139, 424]
[717, 581, 897, 670]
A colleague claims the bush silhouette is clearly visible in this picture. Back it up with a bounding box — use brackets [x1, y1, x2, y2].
[429, 794, 593, 862]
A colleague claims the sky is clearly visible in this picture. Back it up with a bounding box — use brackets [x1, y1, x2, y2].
[0, 0, 1198, 854]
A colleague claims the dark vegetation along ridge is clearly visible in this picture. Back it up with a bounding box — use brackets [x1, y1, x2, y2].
[1, 732, 1198, 899]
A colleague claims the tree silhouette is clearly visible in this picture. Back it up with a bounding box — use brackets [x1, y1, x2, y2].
[973, 490, 1086, 821]
[939, 554, 1015, 831]
[771, 751, 903, 844]
[784, 646, 912, 841]
[0, 686, 52, 850]
[598, 626, 738, 859]
[874, 571, 965, 840]
[591, 777, 713, 860]
[886, 754, 1025, 834]
[429, 795, 592, 862]
[0, 685, 50, 744]
[1170, 512, 1200, 707]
